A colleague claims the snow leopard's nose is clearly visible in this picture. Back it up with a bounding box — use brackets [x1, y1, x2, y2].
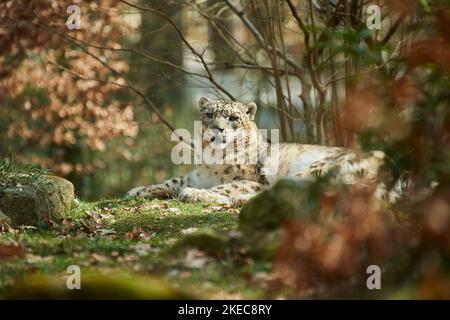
[211, 117, 227, 132]
[211, 123, 225, 132]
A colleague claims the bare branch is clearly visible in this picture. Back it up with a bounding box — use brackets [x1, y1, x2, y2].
[30, 18, 195, 148]
[224, 0, 302, 71]
[119, 0, 235, 100]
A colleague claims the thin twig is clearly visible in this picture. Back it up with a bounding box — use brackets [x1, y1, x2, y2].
[120, 0, 235, 100]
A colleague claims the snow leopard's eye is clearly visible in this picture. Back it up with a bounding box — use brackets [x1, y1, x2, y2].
[205, 112, 213, 119]
[229, 115, 239, 122]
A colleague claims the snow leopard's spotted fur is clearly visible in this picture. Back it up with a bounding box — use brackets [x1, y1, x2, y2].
[127, 97, 393, 205]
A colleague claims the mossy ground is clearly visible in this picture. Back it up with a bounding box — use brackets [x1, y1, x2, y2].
[0, 198, 272, 299]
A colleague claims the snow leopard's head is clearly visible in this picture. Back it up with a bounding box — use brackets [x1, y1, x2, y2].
[198, 97, 258, 149]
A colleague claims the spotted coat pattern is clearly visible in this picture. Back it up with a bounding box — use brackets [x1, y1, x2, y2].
[127, 97, 388, 205]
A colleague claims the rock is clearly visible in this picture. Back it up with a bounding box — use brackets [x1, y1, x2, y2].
[6, 273, 193, 299]
[170, 229, 230, 257]
[240, 178, 323, 232]
[0, 175, 74, 227]
[239, 178, 326, 257]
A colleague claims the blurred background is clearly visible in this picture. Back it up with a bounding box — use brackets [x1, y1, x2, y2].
[0, 0, 448, 201]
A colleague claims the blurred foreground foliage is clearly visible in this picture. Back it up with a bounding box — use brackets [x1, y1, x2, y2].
[271, 2, 450, 298]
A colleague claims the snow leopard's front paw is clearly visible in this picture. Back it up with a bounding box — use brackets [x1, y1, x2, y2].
[126, 184, 173, 199]
[126, 186, 148, 198]
[179, 188, 230, 205]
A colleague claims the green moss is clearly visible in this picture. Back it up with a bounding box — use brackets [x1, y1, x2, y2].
[7, 273, 193, 300]
[0, 198, 268, 299]
[239, 178, 324, 234]
[170, 229, 230, 256]
[239, 178, 329, 258]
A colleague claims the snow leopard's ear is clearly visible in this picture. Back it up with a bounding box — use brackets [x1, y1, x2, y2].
[245, 102, 257, 120]
[198, 97, 211, 109]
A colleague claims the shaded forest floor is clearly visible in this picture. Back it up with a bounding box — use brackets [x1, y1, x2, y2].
[0, 198, 274, 299]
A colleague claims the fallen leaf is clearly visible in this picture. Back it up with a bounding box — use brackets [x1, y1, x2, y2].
[99, 228, 116, 236]
[124, 226, 147, 240]
[183, 249, 210, 269]
[181, 227, 198, 235]
[25, 254, 54, 264]
[90, 253, 108, 264]
[149, 204, 164, 210]
[61, 219, 75, 231]
[117, 254, 139, 262]
[0, 242, 24, 259]
[110, 251, 120, 257]
[131, 243, 152, 256]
